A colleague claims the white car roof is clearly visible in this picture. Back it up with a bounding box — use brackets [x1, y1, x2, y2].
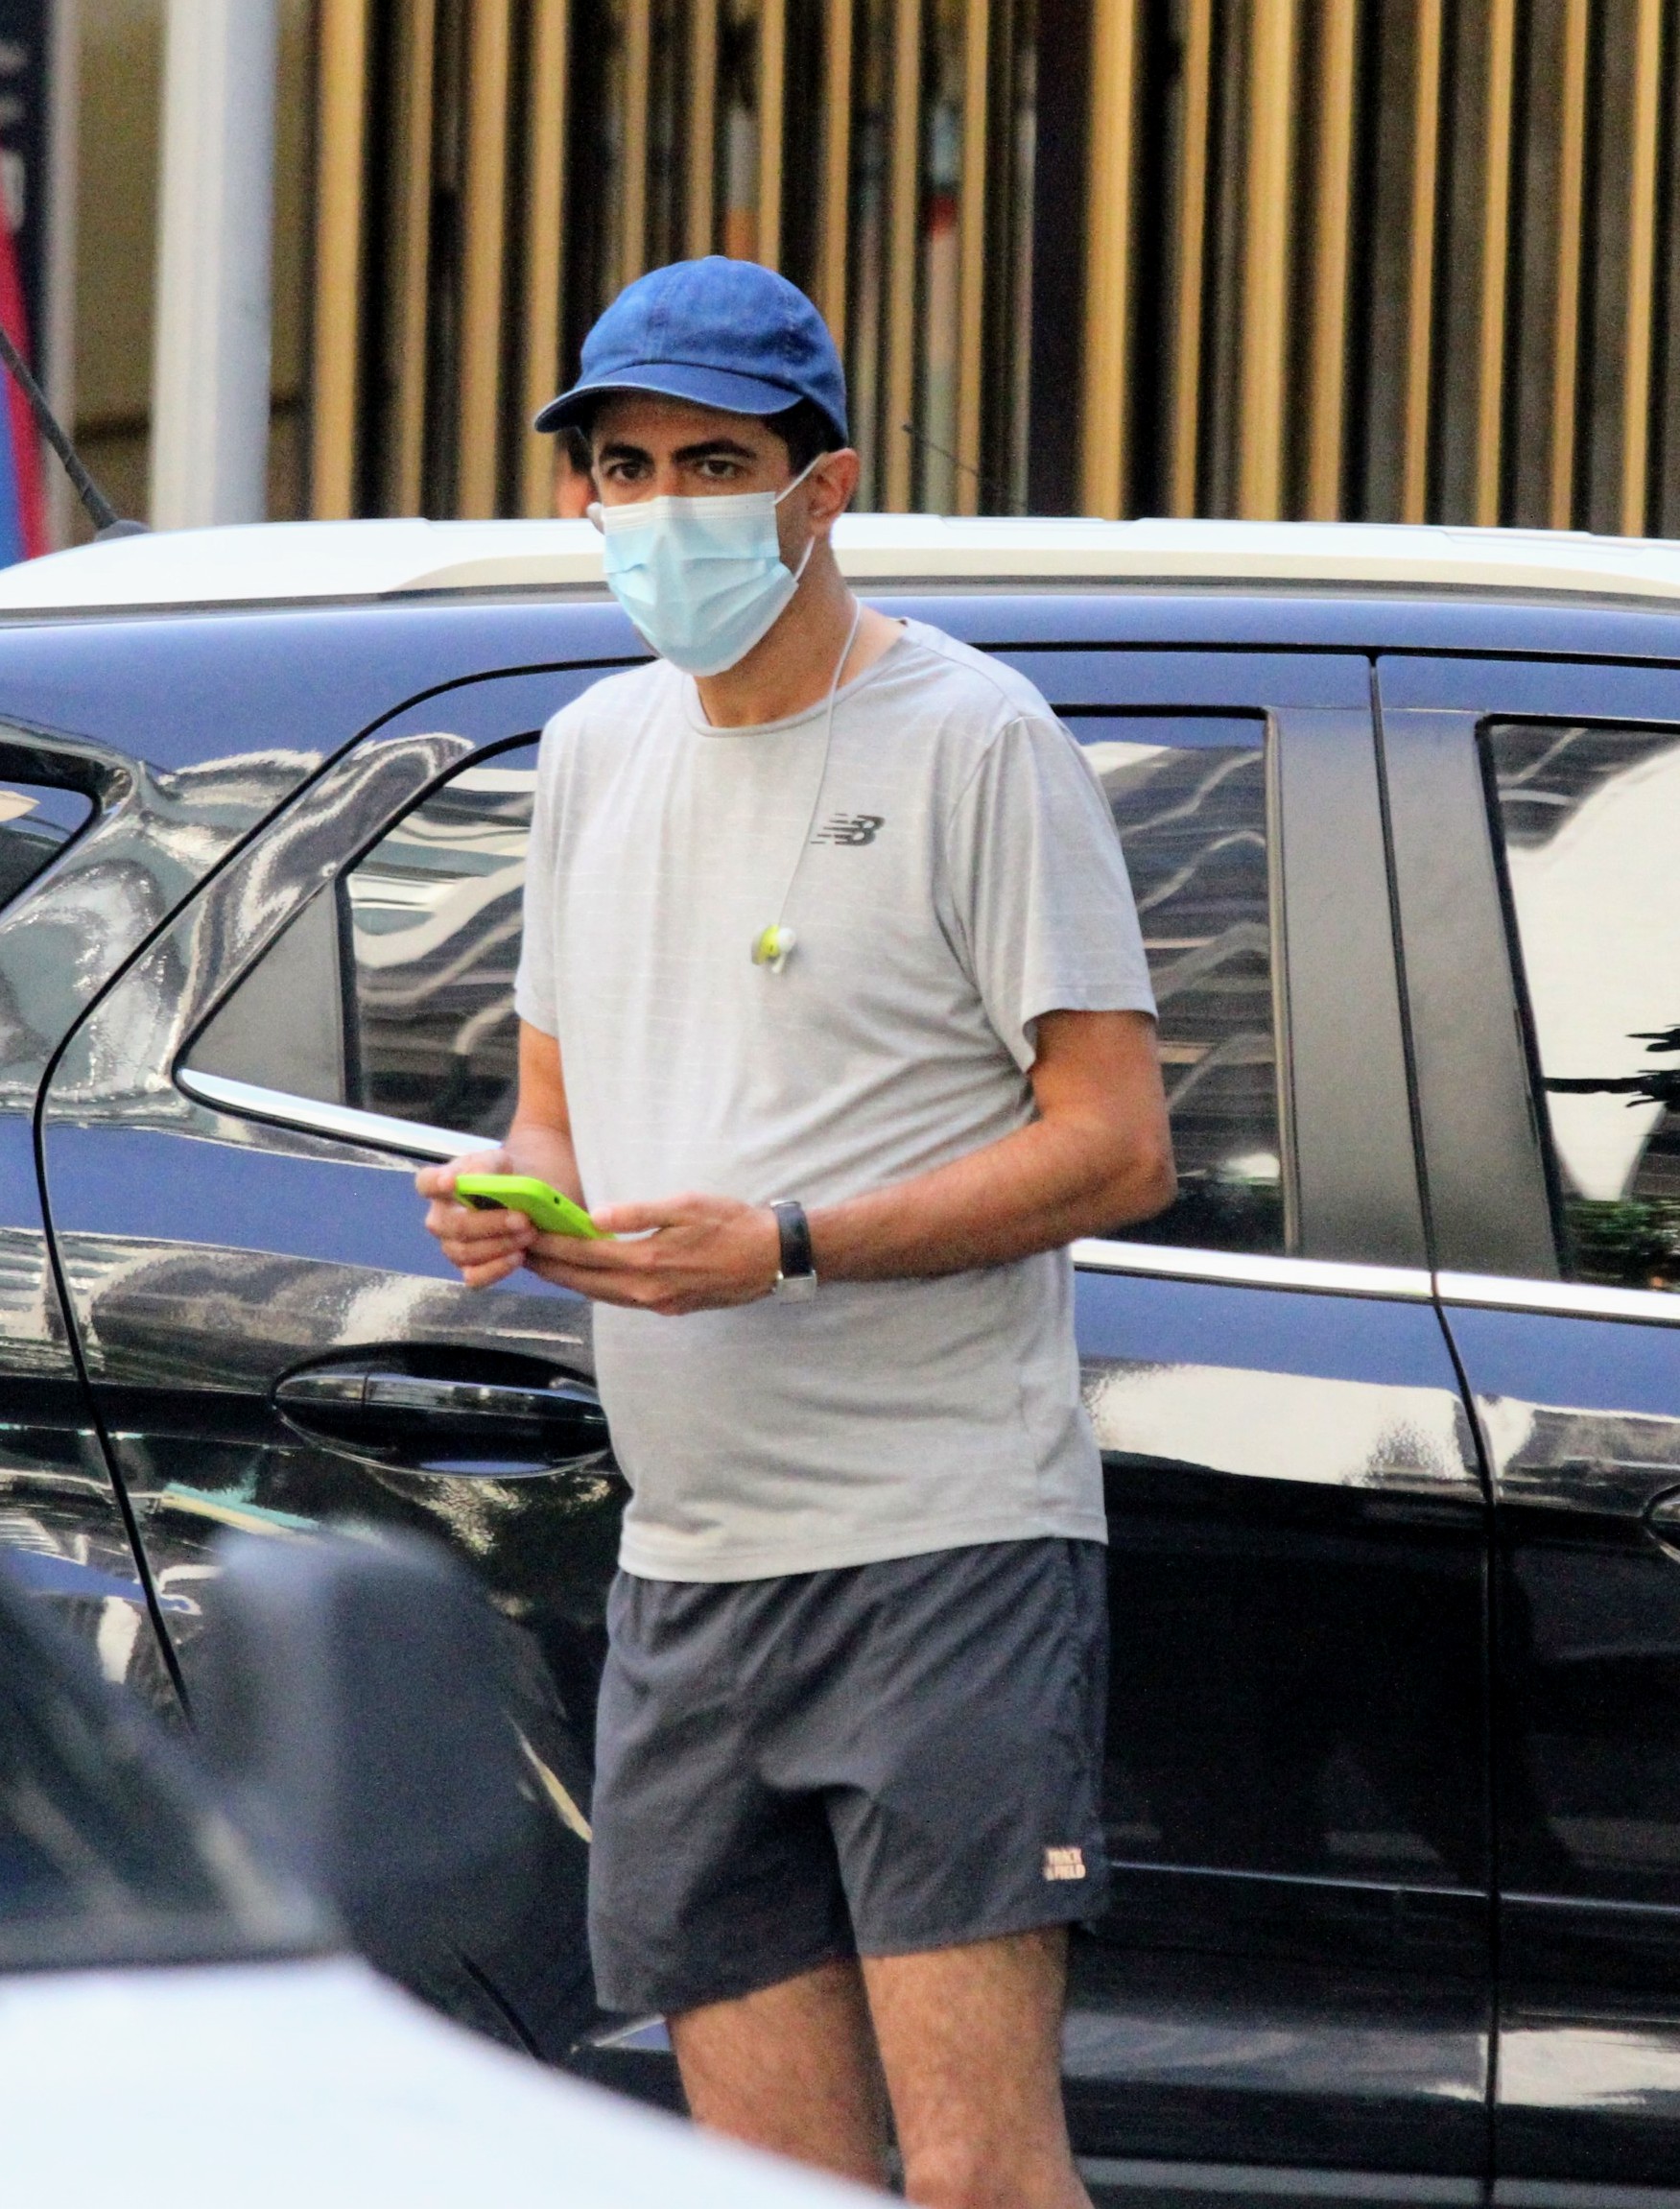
[3, 512, 1680, 612]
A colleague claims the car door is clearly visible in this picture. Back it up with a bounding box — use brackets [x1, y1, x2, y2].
[1380, 647, 1680, 2202]
[0, 697, 336, 1711]
[0, 601, 637, 1709]
[38, 655, 639, 2059]
[988, 646, 1492, 2192]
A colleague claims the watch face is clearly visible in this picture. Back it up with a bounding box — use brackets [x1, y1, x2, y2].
[772, 1271, 818, 1301]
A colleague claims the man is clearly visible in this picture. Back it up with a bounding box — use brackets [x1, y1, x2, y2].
[419, 256, 1174, 2209]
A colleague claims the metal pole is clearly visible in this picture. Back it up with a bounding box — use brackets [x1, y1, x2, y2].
[151, 0, 279, 529]
[45, 0, 81, 548]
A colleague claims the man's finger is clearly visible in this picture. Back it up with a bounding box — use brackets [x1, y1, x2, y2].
[528, 1227, 648, 1269]
[441, 1238, 531, 1276]
[525, 1255, 672, 1307]
[415, 1146, 508, 1200]
[427, 1199, 533, 1247]
[591, 1200, 689, 1236]
[461, 1251, 526, 1290]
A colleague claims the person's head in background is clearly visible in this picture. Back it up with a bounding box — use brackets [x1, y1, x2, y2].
[553, 427, 594, 518]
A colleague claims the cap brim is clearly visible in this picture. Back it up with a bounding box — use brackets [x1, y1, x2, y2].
[534, 361, 831, 437]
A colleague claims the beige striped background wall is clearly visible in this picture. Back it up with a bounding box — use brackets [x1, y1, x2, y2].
[308, 0, 1680, 535]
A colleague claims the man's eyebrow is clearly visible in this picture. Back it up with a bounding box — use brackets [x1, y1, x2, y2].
[594, 436, 760, 465]
[672, 438, 759, 463]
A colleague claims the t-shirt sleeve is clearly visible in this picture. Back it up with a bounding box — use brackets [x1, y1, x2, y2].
[946, 710, 1157, 1071]
[512, 718, 563, 1037]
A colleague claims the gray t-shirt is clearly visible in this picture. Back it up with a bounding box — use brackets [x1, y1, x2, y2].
[514, 618, 1156, 1580]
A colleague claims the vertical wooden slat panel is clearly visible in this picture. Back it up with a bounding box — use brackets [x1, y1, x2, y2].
[955, 0, 990, 514]
[1080, 0, 1139, 518]
[622, 0, 653, 287]
[687, 0, 720, 259]
[1550, 0, 1590, 529]
[1169, 0, 1211, 517]
[1622, 0, 1663, 536]
[458, 0, 512, 517]
[389, 0, 438, 517]
[311, 0, 369, 518]
[1475, 0, 1516, 526]
[818, 0, 854, 348]
[884, 0, 922, 511]
[1305, 0, 1357, 519]
[1402, 0, 1443, 524]
[349, 0, 1680, 544]
[521, 0, 572, 517]
[759, 0, 788, 270]
[1238, 0, 1295, 521]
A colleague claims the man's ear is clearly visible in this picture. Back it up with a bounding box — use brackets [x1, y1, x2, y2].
[806, 448, 860, 528]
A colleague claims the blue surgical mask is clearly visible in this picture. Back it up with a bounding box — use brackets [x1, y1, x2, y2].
[591, 456, 822, 677]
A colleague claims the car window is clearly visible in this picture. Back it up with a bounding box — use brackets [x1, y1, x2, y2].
[342, 748, 534, 1133]
[0, 778, 94, 910]
[185, 741, 537, 1138]
[1485, 720, 1680, 1291]
[187, 716, 1286, 1255]
[1064, 714, 1283, 1254]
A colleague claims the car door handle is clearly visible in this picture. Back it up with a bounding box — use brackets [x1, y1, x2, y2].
[274, 1365, 610, 1474]
[1645, 1487, 1680, 1557]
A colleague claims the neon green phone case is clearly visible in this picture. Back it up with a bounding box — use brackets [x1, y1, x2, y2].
[454, 1174, 609, 1239]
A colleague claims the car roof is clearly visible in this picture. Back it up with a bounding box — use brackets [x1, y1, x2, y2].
[7, 514, 1680, 612]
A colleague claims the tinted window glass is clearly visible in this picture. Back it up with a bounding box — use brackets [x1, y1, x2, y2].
[0, 779, 93, 909]
[1487, 720, 1680, 1290]
[1065, 714, 1282, 1253]
[344, 746, 535, 1134]
[185, 743, 536, 1132]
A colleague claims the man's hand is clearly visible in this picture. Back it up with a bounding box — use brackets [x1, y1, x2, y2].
[416, 1149, 540, 1290]
[524, 1193, 782, 1316]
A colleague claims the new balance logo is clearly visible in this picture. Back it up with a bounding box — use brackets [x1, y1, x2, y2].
[1043, 1845, 1087, 1882]
[812, 813, 885, 846]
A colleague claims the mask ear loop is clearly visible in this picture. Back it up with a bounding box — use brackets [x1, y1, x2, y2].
[751, 594, 865, 973]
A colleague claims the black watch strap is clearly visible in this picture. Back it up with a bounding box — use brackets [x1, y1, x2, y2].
[769, 1199, 816, 1281]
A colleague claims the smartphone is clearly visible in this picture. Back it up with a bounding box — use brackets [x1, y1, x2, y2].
[453, 1174, 610, 1240]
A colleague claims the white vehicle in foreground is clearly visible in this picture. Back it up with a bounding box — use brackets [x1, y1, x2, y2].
[0, 1528, 870, 2207]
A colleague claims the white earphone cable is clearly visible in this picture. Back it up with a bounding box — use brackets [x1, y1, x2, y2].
[752, 594, 865, 971]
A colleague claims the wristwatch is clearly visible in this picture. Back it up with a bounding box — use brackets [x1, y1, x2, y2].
[769, 1200, 818, 1300]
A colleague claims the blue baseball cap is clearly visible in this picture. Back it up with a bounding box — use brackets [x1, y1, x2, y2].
[534, 257, 848, 445]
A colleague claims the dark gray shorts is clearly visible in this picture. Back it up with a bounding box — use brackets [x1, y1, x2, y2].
[587, 1536, 1109, 2017]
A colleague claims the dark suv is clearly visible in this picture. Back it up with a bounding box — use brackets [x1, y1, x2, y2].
[0, 515, 1676, 2209]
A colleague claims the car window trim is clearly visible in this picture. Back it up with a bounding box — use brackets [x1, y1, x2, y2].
[189, 1079, 1673, 1321]
[1437, 1269, 1680, 1327]
[177, 1072, 1437, 1302]
[177, 1068, 481, 1162]
[1073, 1237, 1432, 1301]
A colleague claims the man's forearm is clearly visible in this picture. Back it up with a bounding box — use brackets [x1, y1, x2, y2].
[809, 1112, 1174, 1284]
[465, 1007, 1174, 1314]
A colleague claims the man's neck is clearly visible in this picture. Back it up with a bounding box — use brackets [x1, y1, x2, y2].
[692, 548, 901, 728]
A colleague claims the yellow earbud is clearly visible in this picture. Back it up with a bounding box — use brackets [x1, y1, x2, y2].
[751, 924, 796, 971]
